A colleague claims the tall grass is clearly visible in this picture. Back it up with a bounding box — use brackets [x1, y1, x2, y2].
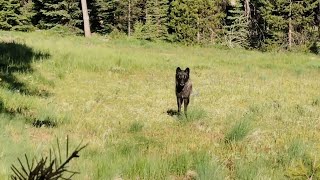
[224, 114, 253, 143]
[0, 30, 320, 179]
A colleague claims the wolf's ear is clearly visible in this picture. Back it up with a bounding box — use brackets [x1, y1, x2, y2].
[185, 67, 190, 75]
[176, 67, 181, 73]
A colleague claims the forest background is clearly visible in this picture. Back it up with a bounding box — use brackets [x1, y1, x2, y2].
[1, 0, 320, 52]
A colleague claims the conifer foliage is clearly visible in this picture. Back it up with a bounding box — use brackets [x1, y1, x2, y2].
[0, 0, 319, 52]
[0, 0, 33, 31]
[32, 0, 81, 30]
[224, 1, 249, 48]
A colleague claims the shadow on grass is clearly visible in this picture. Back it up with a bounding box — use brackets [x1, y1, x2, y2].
[167, 108, 207, 124]
[167, 109, 179, 116]
[32, 118, 57, 128]
[0, 41, 50, 96]
[0, 41, 53, 127]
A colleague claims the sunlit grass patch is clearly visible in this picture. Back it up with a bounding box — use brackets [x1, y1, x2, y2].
[276, 139, 310, 167]
[129, 121, 144, 133]
[224, 114, 254, 143]
[285, 155, 320, 179]
[283, 140, 320, 179]
[287, 140, 307, 160]
[193, 151, 227, 180]
[307, 60, 320, 69]
[177, 107, 207, 123]
[235, 157, 276, 179]
[122, 151, 226, 180]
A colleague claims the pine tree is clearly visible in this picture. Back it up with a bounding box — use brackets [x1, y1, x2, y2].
[143, 0, 169, 40]
[89, 0, 112, 34]
[168, 0, 224, 44]
[32, 0, 71, 29]
[224, 1, 250, 48]
[0, 0, 20, 30]
[197, 0, 225, 44]
[66, 0, 83, 32]
[90, 0, 145, 35]
[291, 0, 319, 49]
[0, 0, 34, 31]
[168, 0, 199, 43]
[258, 0, 318, 50]
[127, 0, 146, 36]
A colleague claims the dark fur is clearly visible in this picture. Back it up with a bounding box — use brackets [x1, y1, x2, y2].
[175, 67, 192, 115]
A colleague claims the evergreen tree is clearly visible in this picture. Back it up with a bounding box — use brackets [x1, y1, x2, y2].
[250, 0, 267, 48]
[168, 0, 224, 44]
[88, 0, 111, 34]
[0, 0, 318, 49]
[224, 1, 250, 48]
[89, 0, 145, 35]
[66, 0, 82, 32]
[291, 0, 319, 49]
[143, 0, 169, 40]
[169, 0, 199, 43]
[126, 0, 146, 36]
[33, 0, 82, 29]
[197, 0, 225, 43]
[258, 0, 318, 50]
[0, 0, 33, 31]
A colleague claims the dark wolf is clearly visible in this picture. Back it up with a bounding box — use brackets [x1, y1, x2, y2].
[176, 67, 192, 115]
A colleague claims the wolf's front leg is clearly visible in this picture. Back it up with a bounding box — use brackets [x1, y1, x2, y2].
[184, 98, 189, 116]
[177, 97, 183, 115]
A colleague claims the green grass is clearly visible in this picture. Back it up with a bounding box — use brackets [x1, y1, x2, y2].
[177, 107, 207, 123]
[1, 30, 320, 179]
[129, 121, 144, 133]
[224, 114, 253, 143]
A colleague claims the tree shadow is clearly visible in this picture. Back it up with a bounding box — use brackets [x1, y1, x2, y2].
[0, 41, 53, 127]
[310, 41, 319, 54]
[0, 41, 51, 96]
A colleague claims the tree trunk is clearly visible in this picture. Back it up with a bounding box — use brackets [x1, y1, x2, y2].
[197, 18, 200, 43]
[81, 0, 91, 37]
[244, 0, 250, 21]
[288, 18, 292, 50]
[318, 0, 320, 39]
[209, 28, 215, 44]
[288, 0, 292, 50]
[128, 0, 131, 37]
[156, 0, 160, 36]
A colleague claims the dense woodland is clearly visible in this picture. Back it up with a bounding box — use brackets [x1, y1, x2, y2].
[0, 0, 319, 52]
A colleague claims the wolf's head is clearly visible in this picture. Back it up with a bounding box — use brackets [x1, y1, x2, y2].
[176, 67, 190, 87]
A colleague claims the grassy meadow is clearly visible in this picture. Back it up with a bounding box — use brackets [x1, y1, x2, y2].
[1, 30, 320, 179]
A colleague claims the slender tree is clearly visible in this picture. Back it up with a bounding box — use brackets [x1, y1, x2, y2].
[81, 0, 91, 37]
